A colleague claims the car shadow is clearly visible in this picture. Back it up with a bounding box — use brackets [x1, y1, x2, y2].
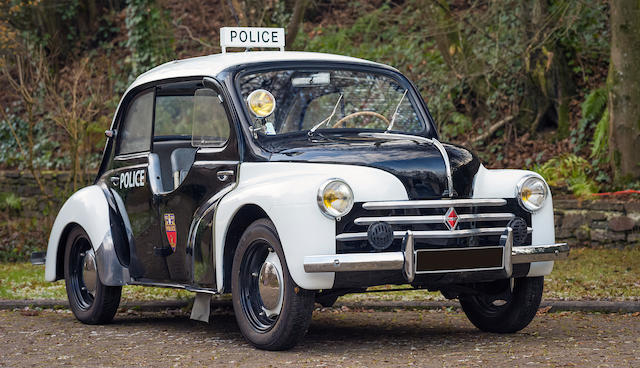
[104, 306, 564, 353]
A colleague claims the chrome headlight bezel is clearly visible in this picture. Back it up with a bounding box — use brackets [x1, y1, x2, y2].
[516, 175, 548, 213]
[317, 178, 354, 219]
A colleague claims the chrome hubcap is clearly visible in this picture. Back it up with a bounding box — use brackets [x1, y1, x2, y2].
[82, 249, 97, 297]
[258, 251, 283, 318]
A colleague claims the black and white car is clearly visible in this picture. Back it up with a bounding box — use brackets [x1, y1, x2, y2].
[42, 28, 569, 350]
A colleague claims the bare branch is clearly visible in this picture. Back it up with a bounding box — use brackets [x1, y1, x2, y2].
[469, 115, 515, 144]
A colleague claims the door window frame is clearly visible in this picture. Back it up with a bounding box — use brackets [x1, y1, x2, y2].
[114, 88, 156, 158]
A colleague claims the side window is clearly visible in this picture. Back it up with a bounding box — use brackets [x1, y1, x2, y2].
[192, 89, 230, 147]
[118, 90, 153, 155]
[154, 95, 193, 138]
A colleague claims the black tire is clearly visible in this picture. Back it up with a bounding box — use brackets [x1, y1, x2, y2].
[460, 276, 543, 333]
[64, 227, 121, 324]
[231, 219, 315, 350]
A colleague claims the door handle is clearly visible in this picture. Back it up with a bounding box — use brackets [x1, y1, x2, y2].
[110, 176, 120, 187]
[216, 170, 234, 182]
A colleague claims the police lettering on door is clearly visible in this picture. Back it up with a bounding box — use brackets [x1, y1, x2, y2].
[120, 169, 145, 189]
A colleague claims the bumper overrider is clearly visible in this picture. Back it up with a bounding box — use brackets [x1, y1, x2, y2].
[304, 199, 569, 282]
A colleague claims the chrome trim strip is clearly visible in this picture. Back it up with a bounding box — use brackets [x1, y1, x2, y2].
[303, 252, 404, 272]
[198, 147, 226, 154]
[362, 198, 507, 210]
[358, 132, 434, 145]
[354, 213, 515, 226]
[192, 160, 240, 168]
[512, 243, 569, 263]
[336, 227, 512, 241]
[432, 138, 454, 197]
[114, 151, 149, 161]
[129, 280, 219, 294]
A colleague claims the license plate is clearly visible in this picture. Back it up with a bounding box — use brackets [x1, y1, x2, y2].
[415, 246, 504, 273]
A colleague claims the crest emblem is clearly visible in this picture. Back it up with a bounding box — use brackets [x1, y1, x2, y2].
[164, 213, 177, 252]
[444, 207, 459, 230]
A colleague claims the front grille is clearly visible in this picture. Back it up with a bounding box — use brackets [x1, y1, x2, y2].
[336, 198, 531, 254]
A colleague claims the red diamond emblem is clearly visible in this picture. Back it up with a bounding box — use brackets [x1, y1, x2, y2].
[444, 207, 459, 230]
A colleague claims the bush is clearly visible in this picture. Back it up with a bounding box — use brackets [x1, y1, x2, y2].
[534, 154, 599, 197]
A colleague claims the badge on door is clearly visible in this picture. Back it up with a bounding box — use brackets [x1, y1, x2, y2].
[164, 213, 177, 252]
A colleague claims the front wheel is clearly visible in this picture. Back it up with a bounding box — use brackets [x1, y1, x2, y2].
[460, 276, 543, 333]
[64, 227, 121, 324]
[231, 219, 315, 350]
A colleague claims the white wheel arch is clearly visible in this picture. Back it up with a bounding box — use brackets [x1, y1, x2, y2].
[45, 186, 111, 282]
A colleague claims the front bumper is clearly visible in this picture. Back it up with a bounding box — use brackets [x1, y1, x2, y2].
[303, 228, 569, 282]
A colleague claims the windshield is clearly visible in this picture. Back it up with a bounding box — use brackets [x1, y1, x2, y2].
[237, 68, 427, 145]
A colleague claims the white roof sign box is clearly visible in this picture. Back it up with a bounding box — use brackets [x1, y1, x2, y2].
[220, 27, 285, 52]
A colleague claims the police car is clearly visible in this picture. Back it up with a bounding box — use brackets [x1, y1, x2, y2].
[42, 27, 568, 350]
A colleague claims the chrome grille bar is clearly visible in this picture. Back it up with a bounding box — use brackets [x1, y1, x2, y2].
[354, 213, 515, 226]
[362, 198, 507, 210]
[336, 227, 532, 242]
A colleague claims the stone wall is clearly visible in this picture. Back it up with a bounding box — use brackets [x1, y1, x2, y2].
[0, 171, 93, 217]
[0, 171, 638, 246]
[554, 199, 640, 246]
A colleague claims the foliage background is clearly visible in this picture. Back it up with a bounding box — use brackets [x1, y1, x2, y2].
[0, 0, 637, 261]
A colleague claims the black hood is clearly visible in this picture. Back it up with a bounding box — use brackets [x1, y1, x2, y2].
[266, 134, 481, 199]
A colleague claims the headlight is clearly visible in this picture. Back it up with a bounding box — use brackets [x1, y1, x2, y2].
[516, 175, 548, 212]
[317, 179, 354, 219]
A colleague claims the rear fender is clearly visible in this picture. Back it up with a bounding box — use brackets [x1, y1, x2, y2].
[45, 185, 130, 285]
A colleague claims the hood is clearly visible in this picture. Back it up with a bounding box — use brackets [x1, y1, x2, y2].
[266, 134, 481, 199]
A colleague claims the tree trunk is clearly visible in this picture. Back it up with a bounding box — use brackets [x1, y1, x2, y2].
[608, 0, 640, 181]
[519, 0, 573, 137]
[286, 0, 308, 48]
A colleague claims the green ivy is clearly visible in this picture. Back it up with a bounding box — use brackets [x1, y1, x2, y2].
[125, 0, 175, 79]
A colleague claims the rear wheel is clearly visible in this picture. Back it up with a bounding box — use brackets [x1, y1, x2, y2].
[231, 219, 315, 350]
[64, 227, 121, 324]
[460, 276, 543, 333]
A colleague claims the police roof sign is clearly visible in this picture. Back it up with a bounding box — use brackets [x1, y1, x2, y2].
[220, 27, 285, 52]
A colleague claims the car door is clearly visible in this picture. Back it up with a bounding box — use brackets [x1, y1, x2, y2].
[108, 88, 170, 281]
[148, 81, 239, 286]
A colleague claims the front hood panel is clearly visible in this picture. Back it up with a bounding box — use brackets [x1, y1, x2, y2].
[267, 135, 480, 199]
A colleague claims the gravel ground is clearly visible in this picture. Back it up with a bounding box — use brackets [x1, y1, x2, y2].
[0, 307, 638, 367]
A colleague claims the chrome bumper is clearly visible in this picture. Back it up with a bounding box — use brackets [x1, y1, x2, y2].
[303, 228, 569, 282]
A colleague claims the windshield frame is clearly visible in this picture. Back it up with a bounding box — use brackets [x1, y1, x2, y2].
[229, 61, 438, 151]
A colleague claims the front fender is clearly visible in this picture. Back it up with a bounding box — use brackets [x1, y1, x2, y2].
[472, 165, 555, 276]
[215, 162, 409, 290]
[45, 185, 130, 285]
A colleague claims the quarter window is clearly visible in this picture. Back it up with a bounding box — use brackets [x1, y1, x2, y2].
[191, 89, 230, 147]
[118, 90, 153, 155]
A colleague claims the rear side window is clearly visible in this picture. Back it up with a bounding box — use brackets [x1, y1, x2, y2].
[118, 90, 153, 155]
[154, 95, 193, 138]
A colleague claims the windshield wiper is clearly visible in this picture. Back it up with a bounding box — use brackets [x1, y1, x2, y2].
[308, 94, 343, 136]
[385, 89, 408, 133]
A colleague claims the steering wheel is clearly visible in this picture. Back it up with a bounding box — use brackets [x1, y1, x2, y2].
[331, 111, 390, 129]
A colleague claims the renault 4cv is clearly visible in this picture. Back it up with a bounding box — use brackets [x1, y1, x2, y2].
[41, 27, 569, 350]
